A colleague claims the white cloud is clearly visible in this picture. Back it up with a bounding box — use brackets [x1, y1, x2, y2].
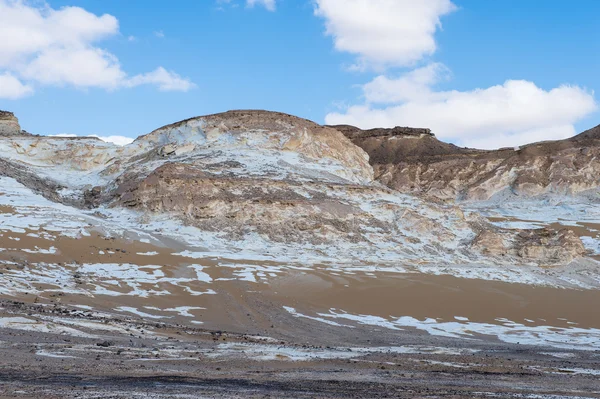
[326, 67, 598, 149]
[0, 0, 194, 96]
[21, 47, 126, 89]
[154, 30, 165, 38]
[314, 0, 456, 70]
[92, 134, 134, 146]
[0, 72, 33, 99]
[125, 67, 197, 92]
[247, 0, 276, 11]
[0, 0, 118, 68]
[362, 63, 450, 103]
[315, 2, 598, 149]
[50, 133, 134, 146]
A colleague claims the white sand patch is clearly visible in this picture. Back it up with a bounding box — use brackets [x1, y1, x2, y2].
[284, 306, 349, 327]
[114, 306, 168, 319]
[0, 316, 95, 338]
[284, 308, 600, 351]
[188, 265, 212, 283]
[21, 246, 57, 254]
[35, 350, 77, 359]
[539, 352, 577, 359]
[207, 342, 478, 362]
[144, 306, 204, 318]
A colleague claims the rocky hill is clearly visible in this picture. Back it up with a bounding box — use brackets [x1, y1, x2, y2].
[329, 124, 472, 164]
[1, 109, 599, 275]
[330, 123, 600, 201]
[3, 109, 600, 399]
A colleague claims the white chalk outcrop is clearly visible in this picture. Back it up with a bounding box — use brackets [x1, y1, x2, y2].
[0, 110, 595, 275]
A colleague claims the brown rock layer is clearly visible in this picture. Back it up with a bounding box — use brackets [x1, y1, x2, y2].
[330, 123, 600, 200]
[0, 109, 592, 266]
[0, 110, 22, 136]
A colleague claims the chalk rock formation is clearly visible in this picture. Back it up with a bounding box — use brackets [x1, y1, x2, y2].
[0, 109, 593, 267]
[0, 110, 22, 136]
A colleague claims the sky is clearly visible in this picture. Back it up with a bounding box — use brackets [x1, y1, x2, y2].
[0, 0, 599, 149]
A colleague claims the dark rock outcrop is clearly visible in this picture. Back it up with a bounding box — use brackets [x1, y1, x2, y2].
[330, 123, 600, 201]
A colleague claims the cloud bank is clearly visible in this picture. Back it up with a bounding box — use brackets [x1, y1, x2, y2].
[326, 64, 597, 149]
[317, 0, 597, 148]
[0, 0, 195, 99]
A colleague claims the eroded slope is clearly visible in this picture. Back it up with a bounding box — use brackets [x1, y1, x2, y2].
[332, 123, 600, 201]
[0, 110, 595, 271]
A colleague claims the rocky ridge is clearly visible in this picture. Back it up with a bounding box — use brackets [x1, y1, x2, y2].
[0, 110, 596, 270]
[330, 123, 600, 201]
[3, 111, 600, 399]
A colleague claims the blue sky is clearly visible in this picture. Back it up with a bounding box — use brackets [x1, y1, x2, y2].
[0, 0, 598, 148]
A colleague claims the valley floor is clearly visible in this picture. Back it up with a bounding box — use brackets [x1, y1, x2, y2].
[2, 177, 600, 397]
[1, 299, 600, 399]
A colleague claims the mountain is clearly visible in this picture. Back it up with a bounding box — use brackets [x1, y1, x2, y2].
[330, 123, 600, 201]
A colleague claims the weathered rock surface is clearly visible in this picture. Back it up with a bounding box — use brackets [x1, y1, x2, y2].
[0, 110, 22, 136]
[470, 224, 586, 265]
[332, 123, 600, 201]
[135, 110, 374, 184]
[0, 109, 595, 267]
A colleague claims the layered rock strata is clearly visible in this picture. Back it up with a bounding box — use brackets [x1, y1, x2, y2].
[331, 123, 600, 201]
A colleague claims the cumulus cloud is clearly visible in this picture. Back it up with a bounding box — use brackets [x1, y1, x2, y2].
[0, 0, 194, 96]
[0, 72, 33, 99]
[362, 62, 451, 103]
[50, 133, 134, 146]
[247, 0, 276, 11]
[91, 134, 135, 146]
[314, 0, 456, 70]
[21, 47, 126, 89]
[315, 1, 598, 148]
[0, 0, 119, 68]
[326, 66, 598, 149]
[125, 67, 197, 92]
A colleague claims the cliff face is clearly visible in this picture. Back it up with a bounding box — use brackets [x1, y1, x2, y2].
[331, 124, 600, 201]
[330, 124, 472, 165]
[0, 110, 22, 136]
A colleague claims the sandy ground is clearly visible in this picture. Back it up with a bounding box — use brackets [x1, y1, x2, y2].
[3, 203, 600, 397]
[1, 299, 600, 398]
